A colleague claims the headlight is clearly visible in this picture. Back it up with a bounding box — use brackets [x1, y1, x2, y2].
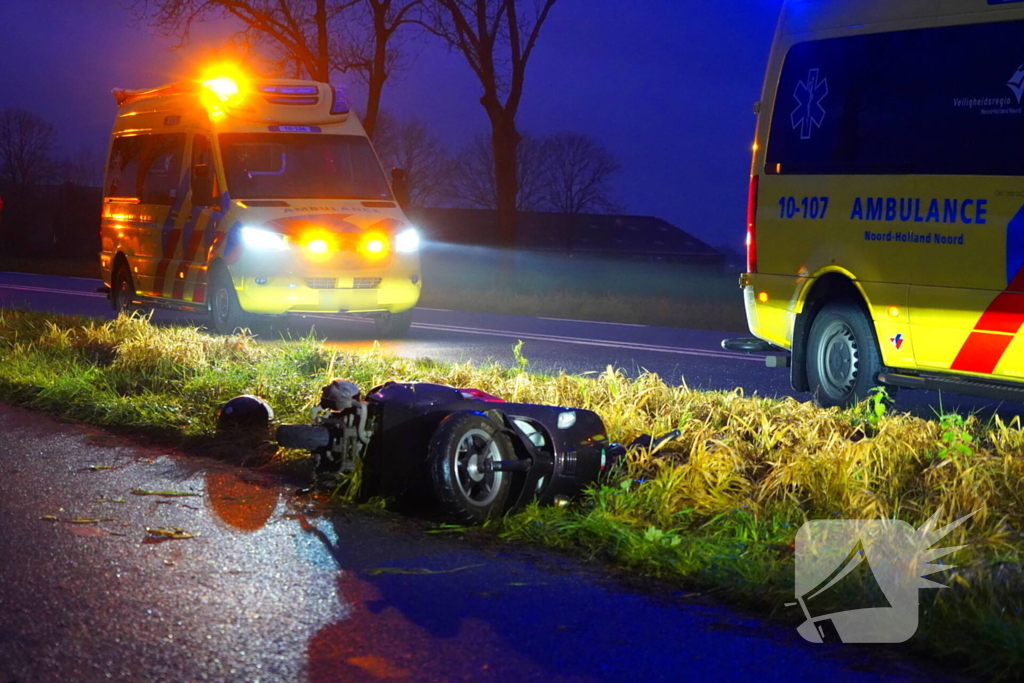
[240, 227, 288, 251]
[395, 228, 420, 253]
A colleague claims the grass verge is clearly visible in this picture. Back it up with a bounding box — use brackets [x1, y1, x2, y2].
[0, 308, 1020, 678]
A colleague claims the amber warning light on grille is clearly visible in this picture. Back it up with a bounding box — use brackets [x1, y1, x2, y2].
[358, 233, 390, 261]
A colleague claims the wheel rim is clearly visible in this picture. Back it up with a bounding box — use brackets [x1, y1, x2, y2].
[115, 273, 131, 312]
[453, 428, 504, 506]
[815, 320, 859, 398]
[213, 284, 231, 326]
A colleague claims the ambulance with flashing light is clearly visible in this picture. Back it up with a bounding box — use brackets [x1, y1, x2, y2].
[100, 70, 421, 337]
[729, 0, 1024, 408]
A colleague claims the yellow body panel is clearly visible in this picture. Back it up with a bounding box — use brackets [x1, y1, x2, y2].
[100, 78, 420, 317]
[745, 0, 1024, 386]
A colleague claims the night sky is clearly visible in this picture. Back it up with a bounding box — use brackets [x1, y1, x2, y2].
[0, 0, 785, 251]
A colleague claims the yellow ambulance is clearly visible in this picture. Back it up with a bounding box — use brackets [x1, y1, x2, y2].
[733, 0, 1024, 407]
[100, 69, 421, 336]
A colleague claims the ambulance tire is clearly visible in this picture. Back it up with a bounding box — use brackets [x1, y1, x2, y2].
[806, 301, 886, 409]
[111, 262, 136, 315]
[428, 412, 515, 524]
[208, 265, 250, 335]
[373, 309, 413, 338]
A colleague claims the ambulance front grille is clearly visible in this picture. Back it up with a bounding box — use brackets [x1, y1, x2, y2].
[353, 278, 382, 289]
[305, 278, 336, 290]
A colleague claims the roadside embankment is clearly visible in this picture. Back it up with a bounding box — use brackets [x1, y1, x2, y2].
[0, 309, 1019, 679]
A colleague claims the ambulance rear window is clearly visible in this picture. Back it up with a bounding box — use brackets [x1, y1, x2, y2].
[767, 18, 1024, 176]
[220, 133, 392, 200]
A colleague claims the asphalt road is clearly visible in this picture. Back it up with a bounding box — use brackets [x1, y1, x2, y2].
[0, 270, 1021, 421]
[0, 403, 961, 682]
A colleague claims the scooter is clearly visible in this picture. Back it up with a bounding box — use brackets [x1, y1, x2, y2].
[273, 379, 680, 523]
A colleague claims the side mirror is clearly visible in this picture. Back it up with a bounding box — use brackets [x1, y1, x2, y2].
[192, 164, 214, 207]
[391, 167, 409, 208]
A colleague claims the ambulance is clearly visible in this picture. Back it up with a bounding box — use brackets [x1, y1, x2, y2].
[100, 69, 421, 336]
[732, 0, 1024, 407]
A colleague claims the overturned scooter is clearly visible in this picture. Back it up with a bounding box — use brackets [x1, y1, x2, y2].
[275, 379, 680, 524]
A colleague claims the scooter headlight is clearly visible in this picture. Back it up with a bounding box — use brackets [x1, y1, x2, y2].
[395, 228, 420, 253]
[240, 227, 288, 251]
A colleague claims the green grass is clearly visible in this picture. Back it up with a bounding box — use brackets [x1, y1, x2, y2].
[0, 308, 1021, 679]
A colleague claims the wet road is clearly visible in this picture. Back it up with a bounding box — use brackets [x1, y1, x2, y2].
[0, 403, 960, 682]
[0, 271, 1021, 421]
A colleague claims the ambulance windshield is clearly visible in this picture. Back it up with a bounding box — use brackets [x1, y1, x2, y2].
[220, 133, 392, 200]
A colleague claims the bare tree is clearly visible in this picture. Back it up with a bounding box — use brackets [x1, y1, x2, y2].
[59, 146, 106, 188]
[335, 1, 424, 136]
[133, 1, 421, 136]
[540, 132, 619, 214]
[372, 113, 453, 207]
[448, 133, 547, 211]
[134, 0, 352, 81]
[424, 0, 559, 250]
[0, 108, 56, 190]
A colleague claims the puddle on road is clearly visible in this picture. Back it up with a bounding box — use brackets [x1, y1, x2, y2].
[205, 470, 280, 533]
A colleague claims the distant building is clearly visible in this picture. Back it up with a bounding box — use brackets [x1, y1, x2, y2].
[410, 208, 723, 266]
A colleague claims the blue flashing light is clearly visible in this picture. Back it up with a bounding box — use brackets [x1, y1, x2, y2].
[258, 85, 319, 95]
[330, 85, 350, 115]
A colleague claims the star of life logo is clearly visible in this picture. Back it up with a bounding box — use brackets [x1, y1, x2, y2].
[791, 68, 829, 140]
[790, 510, 974, 644]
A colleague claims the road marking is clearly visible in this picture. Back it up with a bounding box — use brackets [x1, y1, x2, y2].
[537, 317, 648, 328]
[411, 322, 763, 362]
[418, 309, 647, 328]
[0, 284, 106, 299]
[302, 314, 762, 362]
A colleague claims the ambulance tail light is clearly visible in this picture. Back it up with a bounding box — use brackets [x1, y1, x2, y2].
[746, 174, 759, 274]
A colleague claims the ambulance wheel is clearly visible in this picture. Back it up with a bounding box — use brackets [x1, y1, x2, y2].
[373, 309, 413, 338]
[428, 413, 515, 524]
[806, 301, 885, 409]
[111, 263, 136, 315]
[209, 265, 249, 335]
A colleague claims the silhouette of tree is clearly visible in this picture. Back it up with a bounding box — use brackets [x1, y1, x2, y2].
[447, 133, 547, 211]
[423, 0, 559, 250]
[0, 108, 56, 190]
[133, 0, 420, 135]
[372, 113, 454, 208]
[540, 132, 619, 214]
[335, 1, 424, 136]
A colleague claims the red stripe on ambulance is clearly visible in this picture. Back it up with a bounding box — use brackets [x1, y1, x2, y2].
[950, 271, 1024, 373]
